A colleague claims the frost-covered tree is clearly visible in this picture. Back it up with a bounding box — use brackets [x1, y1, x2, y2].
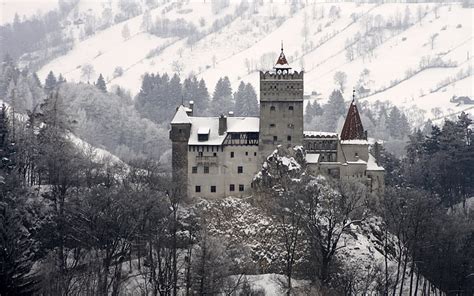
[44, 70, 57, 92]
[95, 73, 107, 92]
[121, 23, 130, 40]
[333, 71, 347, 93]
[81, 64, 95, 82]
[234, 82, 258, 117]
[211, 77, 234, 115]
[321, 90, 346, 132]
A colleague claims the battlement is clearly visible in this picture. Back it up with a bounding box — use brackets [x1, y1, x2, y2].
[259, 71, 304, 81]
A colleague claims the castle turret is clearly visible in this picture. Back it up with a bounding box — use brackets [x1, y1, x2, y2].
[170, 105, 192, 198]
[258, 44, 304, 163]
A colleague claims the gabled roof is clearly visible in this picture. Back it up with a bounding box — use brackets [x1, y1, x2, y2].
[171, 105, 191, 124]
[340, 100, 366, 141]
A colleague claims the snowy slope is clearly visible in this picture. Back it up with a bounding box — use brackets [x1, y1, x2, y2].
[37, 1, 473, 120]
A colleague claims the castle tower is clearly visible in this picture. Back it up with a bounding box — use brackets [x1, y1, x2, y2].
[169, 105, 192, 198]
[340, 90, 367, 141]
[258, 44, 304, 163]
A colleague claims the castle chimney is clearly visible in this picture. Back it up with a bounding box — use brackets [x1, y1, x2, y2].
[188, 101, 194, 116]
[219, 114, 227, 135]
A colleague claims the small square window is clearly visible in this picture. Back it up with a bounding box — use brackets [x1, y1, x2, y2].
[211, 186, 216, 193]
[192, 166, 197, 174]
[254, 152, 257, 156]
[270, 123, 276, 128]
[270, 106, 276, 111]
[204, 166, 209, 174]
[287, 135, 292, 141]
[230, 151, 234, 158]
[213, 152, 217, 157]
[273, 136, 278, 142]
[230, 184, 235, 191]
[195, 186, 201, 193]
[289, 106, 294, 111]
[239, 184, 244, 192]
[238, 166, 243, 174]
[198, 151, 203, 157]
[245, 151, 248, 156]
[179, 129, 183, 133]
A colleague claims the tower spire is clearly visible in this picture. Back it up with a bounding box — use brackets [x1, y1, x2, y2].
[274, 41, 291, 72]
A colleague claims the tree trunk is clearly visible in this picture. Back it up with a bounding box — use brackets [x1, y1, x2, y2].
[399, 249, 409, 296]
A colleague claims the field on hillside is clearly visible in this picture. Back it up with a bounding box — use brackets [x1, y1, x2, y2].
[36, 1, 473, 121]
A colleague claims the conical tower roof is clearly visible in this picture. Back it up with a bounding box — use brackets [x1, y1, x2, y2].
[274, 41, 291, 70]
[340, 92, 366, 141]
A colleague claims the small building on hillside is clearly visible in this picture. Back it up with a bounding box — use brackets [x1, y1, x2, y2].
[170, 45, 384, 199]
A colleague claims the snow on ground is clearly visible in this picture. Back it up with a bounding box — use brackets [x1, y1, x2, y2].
[38, 2, 474, 120]
[67, 132, 124, 165]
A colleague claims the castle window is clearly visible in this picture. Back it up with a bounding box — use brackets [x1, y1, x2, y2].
[245, 151, 248, 156]
[270, 124, 275, 128]
[273, 136, 278, 142]
[355, 152, 359, 158]
[270, 106, 276, 111]
[289, 106, 294, 111]
[287, 135, 292, 141]
[195, 186, 201, 193]
[238, 166, 243, 174]
[211, 186, 216, 193]
[192, 166, 197, 174]
[254, 152, 257, 156]
[288, 123, 294, 128]
[179, 129, 183, 133]
[239, 184, 244, 192]
[230, 151, 234, 158]
[230, 184, 235, 192]
[213, 152, 217, 157]
[204, 166, 209, 174]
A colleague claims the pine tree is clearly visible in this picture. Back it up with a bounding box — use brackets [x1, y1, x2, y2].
[321, 90, 345, 132]
[57, 74, 66, 84]
[233, 81, 246, 116]
[243, 83, 258, 116]
[234, 81, 259, 117]
[211, 77, 234, 115]
[95, 73, 107, 92]
[196, 78, 210, 115]
[44, 71, 57, 93]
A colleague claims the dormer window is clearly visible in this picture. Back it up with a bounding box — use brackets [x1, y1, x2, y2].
[197, 127, 210, 141]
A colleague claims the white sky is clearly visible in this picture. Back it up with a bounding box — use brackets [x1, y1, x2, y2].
[0, 0, 58, 25]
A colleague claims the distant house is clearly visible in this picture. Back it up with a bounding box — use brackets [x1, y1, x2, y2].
[451, 95, 474, 105]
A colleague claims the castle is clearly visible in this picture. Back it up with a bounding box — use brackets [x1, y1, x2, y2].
[170, 46, 384, 199]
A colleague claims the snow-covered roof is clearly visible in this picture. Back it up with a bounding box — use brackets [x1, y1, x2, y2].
[340, 139, 369, 145]
[304, 131, 339, 138]
[188, 116, 259, 146]
[227, 117, 259, 133]
[347, 159, 367, 165]
[305, 153, 320, 164]
[170, 105, 191, 124]
[197, 127, 210, 134]
[367, 154, 384, 171]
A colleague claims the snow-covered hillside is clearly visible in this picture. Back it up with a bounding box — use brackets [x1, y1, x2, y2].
[37, 1, 473, 120]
